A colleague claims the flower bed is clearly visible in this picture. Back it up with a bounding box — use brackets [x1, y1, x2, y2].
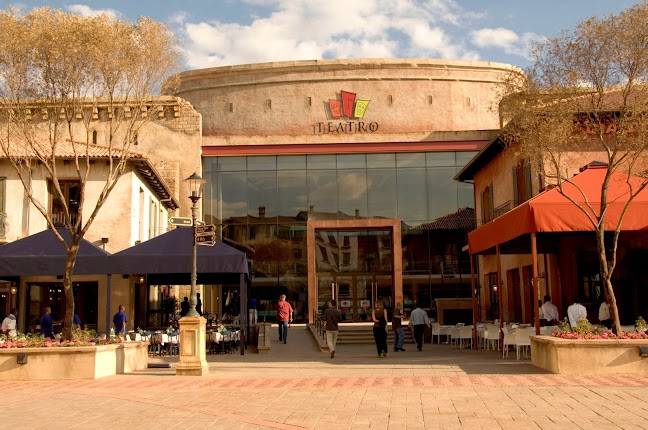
[531, 335, 648, 374]
[0, 335, 148, 380]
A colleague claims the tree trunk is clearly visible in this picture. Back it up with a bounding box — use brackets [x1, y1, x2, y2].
[62, 241, 80, 340]
[595, 227, 622, 334]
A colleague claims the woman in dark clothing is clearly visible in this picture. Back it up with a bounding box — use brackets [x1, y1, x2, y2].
[372, 302, 388, 358]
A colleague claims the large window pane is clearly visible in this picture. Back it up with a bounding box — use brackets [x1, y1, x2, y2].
[247, 171, 277, 219]
[426, 152, 455, 167]
[203, 157, 218, 174]
[367, 169, 397, 218]
[203, 171, 219, 225]
[247, 156, 276, 171]
[218, 157, 246, 171]
[397, 168, 427, 220]
[337, 170, 368, 217]
[308, 170, 337, 216]
[220, 172, 247, 221]
[278, 224, 307, 274]
[458, 182, 474, 209]
[315, 229, 339, 272]
[278, 171, 307, 219]
[277, 155, 306, 170]
[307, 154, 336, 169]
[337, 154, 366, 169]
[402, 225, 429, 273]
[396, 153, 426, 168]
[456, 151, 479, 167]
[427, 167, 458, 220]
[248, 223, 278, 278]
[367, 153, 395, 168]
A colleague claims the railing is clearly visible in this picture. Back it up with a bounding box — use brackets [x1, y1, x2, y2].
[493, 200, 514, 219]
[50, 211, 78, 227]
[313, 310, 326, 341]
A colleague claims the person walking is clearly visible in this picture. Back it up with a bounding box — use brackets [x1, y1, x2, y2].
[1, 309, 17, 337]
[196, 292, 203, 315]
[324, 300, 342, 359]
[113, 305, 128, 336]
[249, 297, 258, 326]
[372, 302, 388, 358]
[409, 303, 430, 352]
[276, 294, 293, 344]
[392, 304, 405, 352]
[40, 306, 54, 339]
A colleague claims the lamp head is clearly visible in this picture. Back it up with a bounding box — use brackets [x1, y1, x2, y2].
[185, 172, 206, 200]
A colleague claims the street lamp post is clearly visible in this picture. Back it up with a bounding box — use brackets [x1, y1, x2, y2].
[176, 172, 208, 376]
[186, 172, 205, 317]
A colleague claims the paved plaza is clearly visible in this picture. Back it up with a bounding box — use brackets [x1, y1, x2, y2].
[4, 327, 648, 430]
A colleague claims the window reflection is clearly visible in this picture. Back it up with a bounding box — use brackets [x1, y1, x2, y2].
[397, 168, 427, 220]
[367, 169, 397, 218]
[337, 170, 368, 217]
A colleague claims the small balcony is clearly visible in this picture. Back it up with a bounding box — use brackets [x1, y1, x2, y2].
[50, 211, 79, 228]
[493, 200, 513, 219]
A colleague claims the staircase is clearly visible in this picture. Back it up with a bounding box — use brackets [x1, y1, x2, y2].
[336, 323, 414, 345]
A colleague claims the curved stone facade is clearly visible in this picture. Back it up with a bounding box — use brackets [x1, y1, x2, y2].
[170, 59, 520, 146]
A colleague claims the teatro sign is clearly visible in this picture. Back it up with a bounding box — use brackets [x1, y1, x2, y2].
[312, 90, 379, 135]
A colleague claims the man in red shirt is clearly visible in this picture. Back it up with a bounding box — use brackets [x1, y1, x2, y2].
[276, 294, 293, 344]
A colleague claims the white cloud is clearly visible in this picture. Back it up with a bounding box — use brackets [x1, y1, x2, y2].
[173, 0, 480, 69]
[471, 27, 544, 59]
[66, 4, 119, 19]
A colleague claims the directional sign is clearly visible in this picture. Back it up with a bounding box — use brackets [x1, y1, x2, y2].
[195, 219, 205, 226]
[169, 217, 192, 226]
[196, 234, 216, 246]
[196, 224, 216, 235]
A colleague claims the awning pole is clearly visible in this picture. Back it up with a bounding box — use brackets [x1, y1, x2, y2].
[239, 273, 247, 356]
[106, 273, 112, 335]
[496, 245, 503, 348]
[531, 233, 540, 335]
[470, 252, 477, 350]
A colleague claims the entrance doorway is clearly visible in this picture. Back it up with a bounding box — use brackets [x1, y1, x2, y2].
[312, 226, 397, 322]
[317, 273, 393, 321]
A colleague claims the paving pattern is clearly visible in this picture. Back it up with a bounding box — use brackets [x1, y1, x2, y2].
[3, 326, 648, 429]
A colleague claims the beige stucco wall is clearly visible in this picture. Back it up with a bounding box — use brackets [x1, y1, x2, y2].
[171, 59, 521, 146]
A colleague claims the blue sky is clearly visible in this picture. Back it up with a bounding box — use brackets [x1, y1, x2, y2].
[2, 0, 642, 70]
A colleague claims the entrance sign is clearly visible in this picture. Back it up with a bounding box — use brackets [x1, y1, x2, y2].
[315, 90, 377, 135]
[196, 234, 216, 246]
[169, 217, 192, 226]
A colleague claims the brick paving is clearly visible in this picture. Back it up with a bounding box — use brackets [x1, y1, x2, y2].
[3, 327, 648, 429]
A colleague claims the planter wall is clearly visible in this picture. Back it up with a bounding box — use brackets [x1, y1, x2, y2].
[531, 335, 648, 375]
[0, 342, 149, 380]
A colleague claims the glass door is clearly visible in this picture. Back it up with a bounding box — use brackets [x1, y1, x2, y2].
[316, 274, 335, 318]
[374, 274, 394, 320]
[336, 276, 354, 321]
[355, 275, 372, 321]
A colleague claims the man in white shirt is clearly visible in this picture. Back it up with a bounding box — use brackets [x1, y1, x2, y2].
[599, 299, 611, 329]
[540, 295, 559, 326]
[1, 309, 17, 337]
[567, 299, 588, 329]
[409, 304, 430, 352]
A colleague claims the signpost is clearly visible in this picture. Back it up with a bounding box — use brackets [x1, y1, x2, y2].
[196, 224, 216, 246]
[169, 217, 192, 226]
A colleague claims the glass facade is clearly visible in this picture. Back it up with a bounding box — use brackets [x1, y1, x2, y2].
[203, 151, 476, 321]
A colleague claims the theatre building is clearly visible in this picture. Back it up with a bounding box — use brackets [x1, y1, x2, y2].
[171, 59, 518, 323]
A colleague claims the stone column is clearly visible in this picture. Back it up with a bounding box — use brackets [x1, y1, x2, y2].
[176, 316, 208, 376]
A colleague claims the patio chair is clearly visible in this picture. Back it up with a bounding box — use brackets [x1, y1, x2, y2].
[457, 325, 473, 349]
[514, 327, 534, 360]
[501, 326, 515, 358]
[149, 333, 163, 356]
[432, 322, 441, 344]
[483, 324, 499, 350]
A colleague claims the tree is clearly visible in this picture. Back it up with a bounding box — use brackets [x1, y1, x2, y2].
[0, 8, 178, 339]
[500, 2, 648, 334]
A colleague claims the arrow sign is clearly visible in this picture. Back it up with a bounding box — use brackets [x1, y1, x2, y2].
[196, 224, 216, 235]
[196, 234, 216, 246]
[169, 217, 192, 226]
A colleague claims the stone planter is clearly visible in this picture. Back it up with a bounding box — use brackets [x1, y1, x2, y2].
[531, 335, 648, 374]
[0, 342, 149, 380]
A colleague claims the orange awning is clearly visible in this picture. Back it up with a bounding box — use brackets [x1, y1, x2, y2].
[468, 165, 648, 254]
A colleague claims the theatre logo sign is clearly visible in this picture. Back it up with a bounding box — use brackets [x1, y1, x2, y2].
[312, 90, 379, 135]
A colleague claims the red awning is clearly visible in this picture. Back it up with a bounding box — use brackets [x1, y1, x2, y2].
[468, 165, 648, 254]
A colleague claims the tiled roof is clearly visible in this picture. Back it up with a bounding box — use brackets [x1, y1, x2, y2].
[0, 139, 143, 159]
[419, 207, 476, 231]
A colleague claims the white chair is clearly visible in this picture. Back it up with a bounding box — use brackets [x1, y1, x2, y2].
[514, 327, 534, 360]
[432, 322, 441, 344]
[448, 325, 459, 346]
[502, 326, 515, 358]
[540, 325, 556, 335]
[458, 325, 473, 349]
[483, 324, 500, 350]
